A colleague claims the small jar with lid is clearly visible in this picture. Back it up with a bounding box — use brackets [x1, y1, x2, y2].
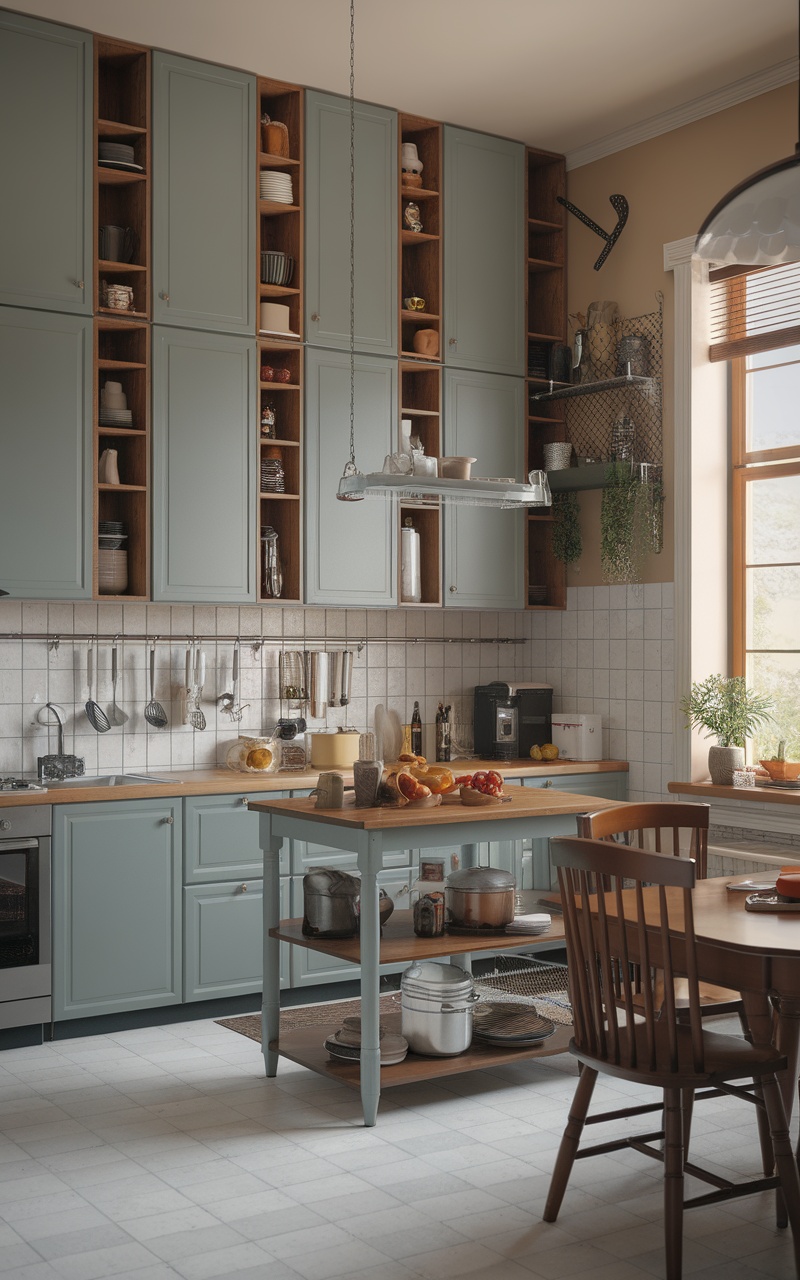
[260, 403, 277, 438]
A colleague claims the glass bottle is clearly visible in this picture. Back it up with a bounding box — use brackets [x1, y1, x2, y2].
[435, 702, 451, 762]
[411, 701, 422, 757]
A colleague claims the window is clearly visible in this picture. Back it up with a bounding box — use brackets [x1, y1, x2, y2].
[711, 265, 800, 758]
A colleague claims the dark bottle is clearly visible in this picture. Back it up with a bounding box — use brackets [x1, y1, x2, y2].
[411, 701, 422, 757]
[435, 702, 451, 762]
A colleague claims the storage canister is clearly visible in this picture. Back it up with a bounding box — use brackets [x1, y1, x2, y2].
[400, 960, 477, 1057]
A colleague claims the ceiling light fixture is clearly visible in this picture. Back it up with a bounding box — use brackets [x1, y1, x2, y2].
[695, 3, 800, 265]
[335, 1, 549, 509]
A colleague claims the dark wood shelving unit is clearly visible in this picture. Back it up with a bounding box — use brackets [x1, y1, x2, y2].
[399, 114, 442, 362]
[399, 360, 441, 606]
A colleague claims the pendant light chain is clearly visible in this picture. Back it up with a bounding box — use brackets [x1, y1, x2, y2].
[348, 0, 356, 470]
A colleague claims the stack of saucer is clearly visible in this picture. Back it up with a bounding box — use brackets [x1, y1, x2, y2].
[99, 380, 132, 428]
[324, 1015, 408, 1066]
[260, 171, 293, 204]
[505, 913, 551, 936]
[98, 140, 142, 171]
[98, 520, 127, 551]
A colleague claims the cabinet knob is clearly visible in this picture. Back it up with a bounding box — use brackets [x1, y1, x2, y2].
[159, 290, 170, 301]
[240, 883, 248, 893]
[0, 821, 9, 832]
[310, 312, 320, 322]
[241, 797, 249, 807]
[542, 779, 553, 788]
[448, 337, 457, 347]
[72, 279, 84, 289]
[449, 585, 457, 594]
[162, 815, 174, 824]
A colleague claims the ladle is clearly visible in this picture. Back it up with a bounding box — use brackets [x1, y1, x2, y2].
[85, 640, 110, 733]
[108, 639, 127, 726]
[144, 641, 168, 728]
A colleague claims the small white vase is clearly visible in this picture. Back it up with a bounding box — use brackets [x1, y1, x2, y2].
[707, 745, 745, 786]
[98, 448, 120, 485]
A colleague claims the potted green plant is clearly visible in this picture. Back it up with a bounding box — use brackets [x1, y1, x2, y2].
[552, 491, 582, 565]
[680, 674, 773, 785]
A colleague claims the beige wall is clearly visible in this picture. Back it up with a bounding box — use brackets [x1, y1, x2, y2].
[565, 83, 797, 585]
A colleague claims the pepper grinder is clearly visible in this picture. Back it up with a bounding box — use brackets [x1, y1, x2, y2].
[353, 731, 383, 807]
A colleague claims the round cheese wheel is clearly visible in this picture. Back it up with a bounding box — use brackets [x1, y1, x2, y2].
[776, 867, 800, 900]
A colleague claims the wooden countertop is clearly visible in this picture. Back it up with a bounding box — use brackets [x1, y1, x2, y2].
[0, 759, 627, 808]
[669, 779, 800, 808]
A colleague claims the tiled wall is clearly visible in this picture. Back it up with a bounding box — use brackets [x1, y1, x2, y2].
[0, 587, 674, 792]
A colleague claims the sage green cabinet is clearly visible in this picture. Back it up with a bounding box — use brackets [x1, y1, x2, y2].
[153, 52, 256, 334]
[184, 877, 290, 1000]
[305, 347, 397, 606]
[305, 91, 397, 356]
[0, 308, 91, 598]
[443, 368, 524, 608]
[184, 792, 289, 881]
[152, 325, 256, 602]
[53, 799, 182, 1020]
[444, 127, 524, 376]
[522, 770, 628, 889]
[0, 12, 92, 315]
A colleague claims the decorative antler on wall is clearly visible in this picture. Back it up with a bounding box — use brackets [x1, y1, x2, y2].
[557, 194, 629, 270]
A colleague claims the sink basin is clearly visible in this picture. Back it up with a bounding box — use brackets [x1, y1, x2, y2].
[44, 774, 178, 789]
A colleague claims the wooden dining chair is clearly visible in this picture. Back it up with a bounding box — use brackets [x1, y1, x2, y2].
[544, 834, 800, 1280]
[577, 802, 745, 1025]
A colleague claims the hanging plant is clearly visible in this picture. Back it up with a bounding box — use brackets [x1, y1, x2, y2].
[551, 491, 582, 564]
[600, 462, 640, 582]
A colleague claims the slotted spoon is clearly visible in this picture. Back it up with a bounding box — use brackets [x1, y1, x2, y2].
[144, 641, 168, 728]
[84, 640, 110, 733]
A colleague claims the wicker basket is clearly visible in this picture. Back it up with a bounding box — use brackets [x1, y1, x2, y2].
[473, 955, 572, 1025]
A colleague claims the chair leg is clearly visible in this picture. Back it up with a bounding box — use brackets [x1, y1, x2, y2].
[761, 1072, 800, 1271]
[663, 1088, 685, 1280]
[680, 1088, 694, 1165]
[543, 1064, 597, 1223]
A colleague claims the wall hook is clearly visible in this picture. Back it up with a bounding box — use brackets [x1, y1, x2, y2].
[557, 193, 629, 270]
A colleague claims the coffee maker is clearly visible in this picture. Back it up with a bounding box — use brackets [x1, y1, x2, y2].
[473, 682, 552, 760]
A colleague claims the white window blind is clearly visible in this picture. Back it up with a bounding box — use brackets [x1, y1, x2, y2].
[709, 261, 800, 362]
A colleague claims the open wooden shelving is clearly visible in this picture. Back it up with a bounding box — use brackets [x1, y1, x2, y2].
[398, 360, 442, 606]
[525, 146, 567, 611]
[399, 114, 442, 363]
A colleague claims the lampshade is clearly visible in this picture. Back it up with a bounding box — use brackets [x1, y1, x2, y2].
[695, 149, 800, 265]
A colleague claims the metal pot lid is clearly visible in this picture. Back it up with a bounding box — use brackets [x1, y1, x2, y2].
[402, 960, 472, 987]
[446, 866, 516, 892]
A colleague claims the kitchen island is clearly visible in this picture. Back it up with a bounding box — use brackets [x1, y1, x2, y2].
[252, 785, 623, 1125]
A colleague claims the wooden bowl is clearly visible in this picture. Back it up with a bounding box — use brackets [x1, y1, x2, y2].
[759, 759, 800, 781]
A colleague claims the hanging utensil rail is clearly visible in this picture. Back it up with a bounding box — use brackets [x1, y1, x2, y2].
[0, 633, 525, 648]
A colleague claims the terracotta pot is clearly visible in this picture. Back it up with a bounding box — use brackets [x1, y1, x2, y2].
[708, 745, 745, 786]
[412, 328, 439, 357]
[759, 758, 800, 781]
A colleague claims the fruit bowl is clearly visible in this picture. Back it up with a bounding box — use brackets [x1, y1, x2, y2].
[759, 759, 800, 781]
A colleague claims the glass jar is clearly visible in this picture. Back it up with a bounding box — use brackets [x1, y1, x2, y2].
[225, 736, 278, 773]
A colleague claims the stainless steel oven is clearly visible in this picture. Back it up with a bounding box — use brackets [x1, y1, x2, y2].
[0, 805, 51, 1029]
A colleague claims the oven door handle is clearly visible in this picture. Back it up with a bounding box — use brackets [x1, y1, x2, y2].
[0, 838, 39, 851]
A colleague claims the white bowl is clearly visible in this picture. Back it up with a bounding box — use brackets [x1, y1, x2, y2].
[439, 456, 477, 480]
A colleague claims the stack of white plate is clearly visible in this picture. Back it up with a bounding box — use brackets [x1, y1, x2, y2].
[99, 407, 133, 427]
[98, 549, 128, 595]
[505, 913, 551, 936]
[260, 171, 293, 203]
[98, 141, 141, 171]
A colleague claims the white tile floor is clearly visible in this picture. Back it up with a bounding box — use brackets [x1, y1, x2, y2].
[0, 1014, 795, 1280]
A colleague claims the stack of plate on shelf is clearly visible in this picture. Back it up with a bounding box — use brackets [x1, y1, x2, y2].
[260, 251, 294, 286]
[98, 141, 142, 171]
[99, 407, 133, 427]
[505, 912, 551, 936]
[259, 170, 293, 203]
[323, 1015, 408, 1066]
[471, 1001, 556, 1047]
[99, 532, 127, 551]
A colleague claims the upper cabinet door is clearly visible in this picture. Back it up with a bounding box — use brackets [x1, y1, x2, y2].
[0, 308, 91, 598]
[152, 326, 256, 602]
[305, 91, 397, 357]
[305, 347, 397, 607]
[443, 368, 524, 609]
[0, 13, 92, 315]
[444, 127, 525, 377]
[153, 53, 256, 334]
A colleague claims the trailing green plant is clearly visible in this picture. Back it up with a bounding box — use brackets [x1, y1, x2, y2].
[680, 674, 774, 748]
[551, 491, 582, 565]
[600, 462, 639, 582]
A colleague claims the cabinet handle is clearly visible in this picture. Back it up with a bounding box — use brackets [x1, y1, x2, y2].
[310, 312, 320, 322]
[241, 797, 249, 807]
[162, 815, 174, 824]
[543, 779, 553, 788]
[240, 883, 248, 893]
[159, 290, 170, 301]
[72, 279, 84, 289]
[449, 585, 457, 594]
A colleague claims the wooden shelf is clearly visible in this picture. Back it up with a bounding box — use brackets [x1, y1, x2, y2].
[98, 482, 146, 492]
[98, 259, 147, 273]
[259, 492, 299, 501]
[260, 283, 301, 297]
[259, 151, 300, 168]
[401, 185, 439, 200]
[401, 406, 439, 417]
[262, 437, 300, 448]
[97, 425, 146, 437]
[259, 381, 300, 391]
[527, 331, 564, 343]
[97, 167, 146, 184]
[259, 199, 300, 216]
[528, 257, 561, 272]
[529, 217, 562, 231]
[402, 230, 439, 245]
[98, 357, 147, 370]
[96, 307, 148, 319]
[97, 118, 146, 136]
[401, 308, 439, 323]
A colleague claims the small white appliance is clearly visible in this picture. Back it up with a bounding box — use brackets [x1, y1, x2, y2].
[550, 712, 603, 761]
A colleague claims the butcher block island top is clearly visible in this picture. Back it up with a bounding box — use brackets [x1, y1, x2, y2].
[0, 759, 627, 807]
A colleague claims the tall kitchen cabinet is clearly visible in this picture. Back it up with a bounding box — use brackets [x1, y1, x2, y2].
[151, 327, 256, 602]
[53, 798, 182, 1020]
[305, 347, 397, 606]
[443, 127, 525, 378]
[443, 368, 525, 608]
[305, 91, 397, 356]
[0, 308, 92, 598]
[0, 12, 93, 316]
[152, 52, 256, 334]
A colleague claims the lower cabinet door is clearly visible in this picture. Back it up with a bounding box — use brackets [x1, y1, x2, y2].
[184, 792, 289, 883]
[183, 877, 290, 1000]
[53, 799, 182, 1020]
[289, 872, 412, 988]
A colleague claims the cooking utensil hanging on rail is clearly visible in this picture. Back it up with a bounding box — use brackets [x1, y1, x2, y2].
[84, 639, 110, 733]
[108, 638, 127, 726]
[144, 640, 168, 728]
